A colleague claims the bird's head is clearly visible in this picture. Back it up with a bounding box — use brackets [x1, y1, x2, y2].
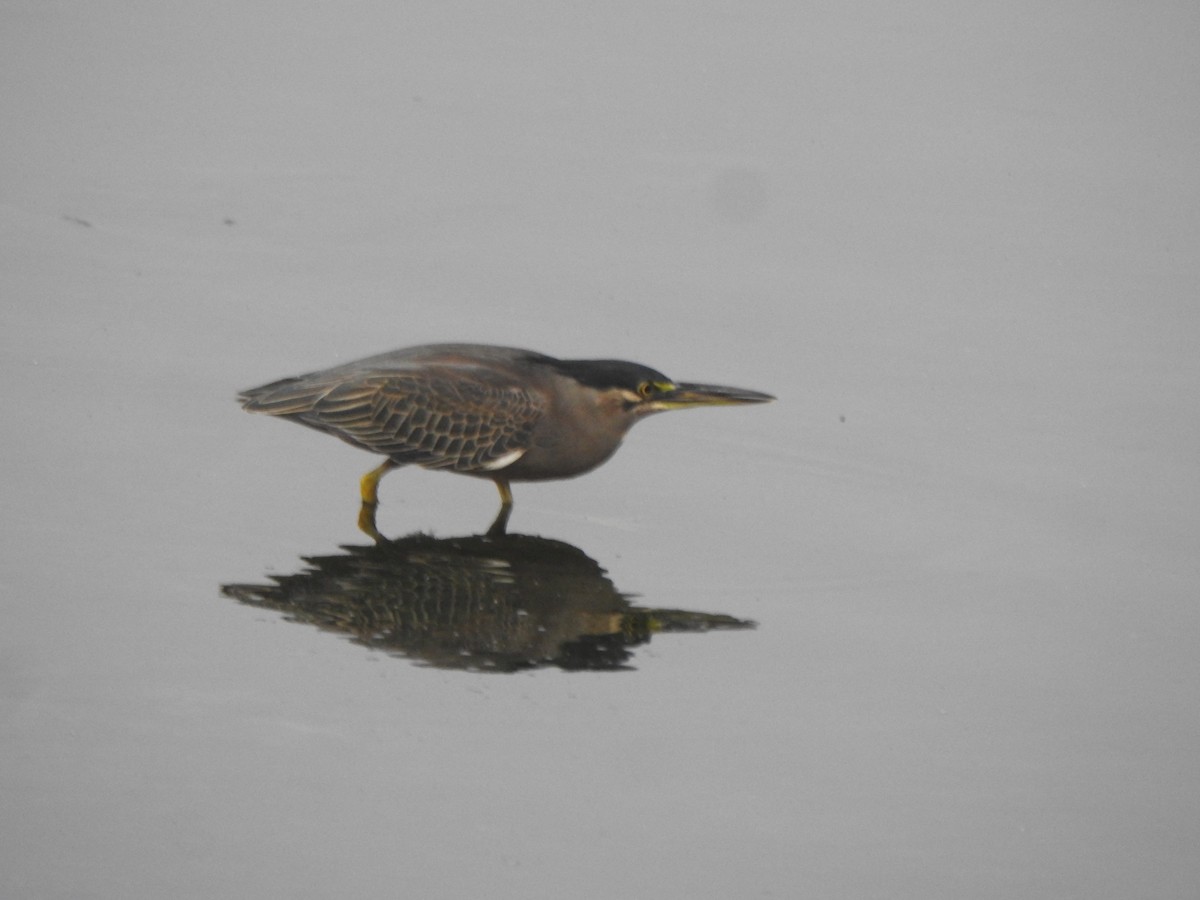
[544, 357, 775, 416]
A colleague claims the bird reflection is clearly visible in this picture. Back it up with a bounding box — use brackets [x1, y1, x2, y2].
[221, 533, 754, 672]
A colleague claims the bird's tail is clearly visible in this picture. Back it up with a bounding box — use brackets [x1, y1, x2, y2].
[237, 376, 324, 415]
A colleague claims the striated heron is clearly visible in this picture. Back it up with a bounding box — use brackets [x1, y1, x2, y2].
[239, 343, 773, 539]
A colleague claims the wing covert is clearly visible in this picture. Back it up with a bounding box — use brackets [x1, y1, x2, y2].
[294, 371, 543, 472]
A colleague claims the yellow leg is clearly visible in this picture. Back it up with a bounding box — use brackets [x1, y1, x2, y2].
[360, 460, 399, 505]
[358, 460, 399, 542]
[486, 479, 513, 537]
[357, 502, 385, 543]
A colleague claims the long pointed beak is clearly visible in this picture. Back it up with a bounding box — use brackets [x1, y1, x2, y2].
[653, 382, 775, 409]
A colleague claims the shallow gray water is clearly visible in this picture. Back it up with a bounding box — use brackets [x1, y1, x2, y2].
[3, 4, 1199, 898]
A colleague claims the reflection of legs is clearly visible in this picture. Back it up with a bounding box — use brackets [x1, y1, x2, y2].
[486, 479, 513, 537]
[358, 460, 400, 542]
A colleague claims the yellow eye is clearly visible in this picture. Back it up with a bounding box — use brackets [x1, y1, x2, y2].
[637, 381, 656, 398]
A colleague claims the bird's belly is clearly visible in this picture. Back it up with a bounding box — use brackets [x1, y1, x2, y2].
[471, 439, 622, 482]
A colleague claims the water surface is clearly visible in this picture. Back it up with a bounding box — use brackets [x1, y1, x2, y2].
[3, 3, 1199, 898]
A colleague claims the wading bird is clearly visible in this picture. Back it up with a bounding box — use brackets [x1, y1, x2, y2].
[239, 343, 773, 539]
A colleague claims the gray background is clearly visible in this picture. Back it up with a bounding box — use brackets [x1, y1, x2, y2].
[3, 2, 1198, 898]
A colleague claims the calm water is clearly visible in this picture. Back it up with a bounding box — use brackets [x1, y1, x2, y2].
[4, 4, 1199, 898]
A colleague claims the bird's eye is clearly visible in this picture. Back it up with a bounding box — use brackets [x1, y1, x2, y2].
[637, 381, 656, 398]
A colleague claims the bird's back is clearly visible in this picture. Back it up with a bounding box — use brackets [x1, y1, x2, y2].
[238, 344, 549, 472]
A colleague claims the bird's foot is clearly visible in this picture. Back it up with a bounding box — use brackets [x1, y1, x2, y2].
[485, 506, 511, 538]
[357, 500, 387, 544]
